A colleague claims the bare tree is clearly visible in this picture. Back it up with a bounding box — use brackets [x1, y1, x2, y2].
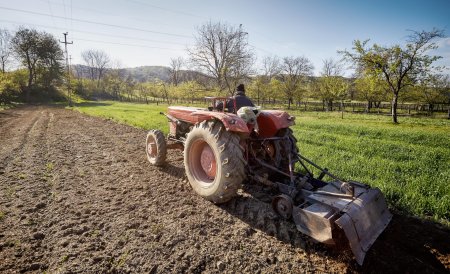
[188, 21, 254, 95]
[93, 50, 110, 84]
[262, 55, 281, 80]
[81, 50, 96, 80]
[168, 57, 184, 86]
[280, 56, 314, 109]
[0, 29, 12, 73]
[81, 49, 110, 86]
[321, 58, 343, 77]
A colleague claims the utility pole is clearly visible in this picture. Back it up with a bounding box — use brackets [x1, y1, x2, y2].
[60, 32, 73, 106]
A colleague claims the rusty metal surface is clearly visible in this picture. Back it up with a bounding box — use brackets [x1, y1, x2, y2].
[293, 204, 335, 244]
[168, 106, 250, 134]
[296, 182, 392, 264]
[335, 188, 393, 265]
[256, 110, 295, 138]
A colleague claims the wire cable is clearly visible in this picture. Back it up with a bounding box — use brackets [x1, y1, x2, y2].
[75, 37, 185, 51]
[0, 6, 193, 38]
[0, 19, 191, 46]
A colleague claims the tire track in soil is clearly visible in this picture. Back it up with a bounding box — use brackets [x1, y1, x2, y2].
[0, 106, 53, 272]
[1, 105, 449, 273]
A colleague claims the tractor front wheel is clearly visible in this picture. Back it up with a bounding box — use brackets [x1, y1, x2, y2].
[184, 120, 246, 204]
[146, 129, 167, 166]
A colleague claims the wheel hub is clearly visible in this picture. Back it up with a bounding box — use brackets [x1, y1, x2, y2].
[147, 137, 157, 157]
[200, 144, 216, 179]
[272, 194, 294, 219]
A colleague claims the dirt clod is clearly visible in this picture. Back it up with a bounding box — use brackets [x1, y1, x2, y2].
[32, 233, 45, 240]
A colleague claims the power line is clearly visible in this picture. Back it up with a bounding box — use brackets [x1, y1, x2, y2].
[70, 0, 73, 38]
[126, 0, 207, 19]
[46, 0, 56, 28]
[38, 0, 194, 32]
[0, 6, 193, 38]
[61, 0, 67, 28]
[0, 19, 191, 46]
[75, 38, 185, 51]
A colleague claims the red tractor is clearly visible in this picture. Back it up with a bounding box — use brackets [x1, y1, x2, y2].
[145, 97, 392, 265]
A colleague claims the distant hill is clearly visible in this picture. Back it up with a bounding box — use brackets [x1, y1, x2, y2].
[72, 65, 208, 84]
[119, 66, 171, 82]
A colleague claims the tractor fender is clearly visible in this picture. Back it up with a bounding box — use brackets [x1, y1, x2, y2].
[191, 110, 250, 134]
[257, 110, 295, 138]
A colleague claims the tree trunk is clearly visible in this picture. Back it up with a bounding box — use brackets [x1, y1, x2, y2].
[326, 100, 333, 111]
[366, 101, 372, 113]
[287, 97, 292, 109]
[392, 93, 399, 123]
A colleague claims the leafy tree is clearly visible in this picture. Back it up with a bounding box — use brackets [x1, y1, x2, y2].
[340, 29, 444, 123]
[316, 76, 349, 111]
[412, 74, 449, 115]
[188, 21, 254, 95]
[280, 56, 314, 109]
[11, 28, 64, 101]
[178, 81, 205, 103]
[354, 73, 388, 112]
[35, 32, 64, 89]
[248, 55, 282, 106]
[268, 78, 284, 104]
[313, 58, 348, 111]
[247, 76, 268, 106]
[11, 28, 40, 96]
[0, 70, 27, 104]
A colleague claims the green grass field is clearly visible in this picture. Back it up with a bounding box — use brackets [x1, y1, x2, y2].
[70, 101, 450, 224]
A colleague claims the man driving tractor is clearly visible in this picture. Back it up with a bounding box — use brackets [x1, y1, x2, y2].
[216, 84, 254, 113]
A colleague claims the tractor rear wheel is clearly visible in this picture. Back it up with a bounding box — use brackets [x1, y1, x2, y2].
[146, 129, 167, 166]
[184, 120, 246, 204]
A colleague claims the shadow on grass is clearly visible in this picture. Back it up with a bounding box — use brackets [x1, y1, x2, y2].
[73, 101, 113, 108]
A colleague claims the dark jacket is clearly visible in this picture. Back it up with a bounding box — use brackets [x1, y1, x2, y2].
[226, 91, 254, 113]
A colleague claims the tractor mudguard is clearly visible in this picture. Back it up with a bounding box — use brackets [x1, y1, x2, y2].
[168, 106, 250, 134]
[257, 110, 295, 138]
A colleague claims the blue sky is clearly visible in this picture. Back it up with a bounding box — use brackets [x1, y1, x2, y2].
[0, 0, 449, 76]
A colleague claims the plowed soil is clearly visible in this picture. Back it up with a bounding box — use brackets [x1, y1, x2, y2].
[0, 105, 449, 273]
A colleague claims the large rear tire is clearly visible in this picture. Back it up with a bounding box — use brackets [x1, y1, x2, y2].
[146, 130, 167, 166]
[184, 120, 246, 204]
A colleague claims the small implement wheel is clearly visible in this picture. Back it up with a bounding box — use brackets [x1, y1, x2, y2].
[184, 120, 246, 204]
[146, 130, 167, 166]
[272, 194, 294, 219]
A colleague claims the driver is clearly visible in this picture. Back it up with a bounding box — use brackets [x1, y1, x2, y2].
[217, 84, 254, 113]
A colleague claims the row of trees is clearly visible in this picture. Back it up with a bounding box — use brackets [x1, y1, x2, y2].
[186, 22, 448, 122]
[1, 22, 449, 122]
